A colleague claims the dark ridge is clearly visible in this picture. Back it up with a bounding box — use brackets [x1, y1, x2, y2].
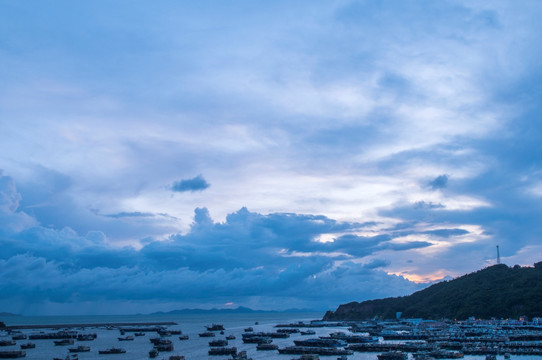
[150, 306, 318, 315]
[324, 261, 542, 321]
[0, 312, 20, 317]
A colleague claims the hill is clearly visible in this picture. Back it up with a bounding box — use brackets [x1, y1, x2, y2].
[0, 312, 20, 317]
[150, 306, 317, 315]
[323, 262, 542, 321]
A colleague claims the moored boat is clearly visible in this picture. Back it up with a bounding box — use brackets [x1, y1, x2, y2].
[98, 347, 126, 354]
[0, 351, 25, 359]
[256, 343, 278, 351]
[208, 347, 237, 355]
[149, 349, 158, 358]
[54, 339, 74, 346]
[209, 339, 228, 347]
[68, 345, 90, 352]
[199, 332, 215, 337]
[377, 352, 408, 360]
[206, 324, 225, 331]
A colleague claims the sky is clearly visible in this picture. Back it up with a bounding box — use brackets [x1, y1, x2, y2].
[1, 0, 542, 316]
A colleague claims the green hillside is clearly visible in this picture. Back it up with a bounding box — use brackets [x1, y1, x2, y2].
[323, 262, 542, 321]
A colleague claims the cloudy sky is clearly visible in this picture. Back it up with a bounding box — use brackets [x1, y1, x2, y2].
[1, 0, 542, 315]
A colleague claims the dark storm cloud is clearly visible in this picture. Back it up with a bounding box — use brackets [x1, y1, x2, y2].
[0, 180, 425, 311]
[429, 174, 449, 190]
[171, 175, 210, 193]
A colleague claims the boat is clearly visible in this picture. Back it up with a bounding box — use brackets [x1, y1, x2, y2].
[485, 356, 496, 360]
[11, 335, 26, 341]
[244, 327, 253, 332]
[208, 347, 237, 355]
[206, 324, 225, 331]
[117, 336, 134, 341]
[279, 347, 353, 356]
[134, 332, 145, 336]
[300, 330, 316, 335]
[242, 335, 271, 344]
[98, 347, 126, 354]
[19, 343, 35, 350]
[168, 357, 185, 360]
[0, 342, 16, 347]
[294, 338, 347, 348]
[0, 351, 26, 359]
[76, 334, 96, 341]
[325, 332, 378, 343]
[53, 355, 78, 360]
[226, 335, 236, 340]
[178, 335, 189, 340]
[199, 332, 215, 337]
[154, 343, 173, 352]
[291, 356, 319, 360]
[428, 350, 463, 359]
[149, 349, 159, 358]
[413, 354, 436, 360]
[150, 338, 172, 346]
[54, 339, 74, 346]
[227, 351, 252, 360]
[377, 352, 408, 360]
[209, 339, 228, 347]
[68, 345, 90, 352]
[256, 343, 278, 350]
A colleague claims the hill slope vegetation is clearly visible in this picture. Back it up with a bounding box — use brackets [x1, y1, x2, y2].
[324, 262, 542, 320]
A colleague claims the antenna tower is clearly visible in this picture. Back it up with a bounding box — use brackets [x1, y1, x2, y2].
[496, 245, 501, 264]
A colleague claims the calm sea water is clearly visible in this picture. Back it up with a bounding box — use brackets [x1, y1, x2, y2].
[0, 313, 534, 360]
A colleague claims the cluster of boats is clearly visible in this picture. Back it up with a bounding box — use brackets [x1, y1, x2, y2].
[4, 317, 542, 359]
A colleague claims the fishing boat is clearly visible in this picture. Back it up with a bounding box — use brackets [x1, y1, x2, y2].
[98, 347, 126, 354]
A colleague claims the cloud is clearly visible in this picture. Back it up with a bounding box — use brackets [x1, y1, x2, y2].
[0, 171, 21, 213]
[380, 241, 433, 251]
[0, 171, 37, 233]
[2, 1, 542, 314]
[103, 211, 155, 219]
[429, 174, 449, 189]
[0, 181, 429, 313]
[363, 258, 390, 269]
[423, 228, 469, 237]
[171, 175, 210, 193]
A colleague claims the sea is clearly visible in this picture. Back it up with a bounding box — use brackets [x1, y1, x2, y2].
[0, 313, 536, 360]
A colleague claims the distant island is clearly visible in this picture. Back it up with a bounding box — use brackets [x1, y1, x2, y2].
[150, 306, 318, 315]
[0, 312, 20, 317]
[324, 261, 542, 321]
